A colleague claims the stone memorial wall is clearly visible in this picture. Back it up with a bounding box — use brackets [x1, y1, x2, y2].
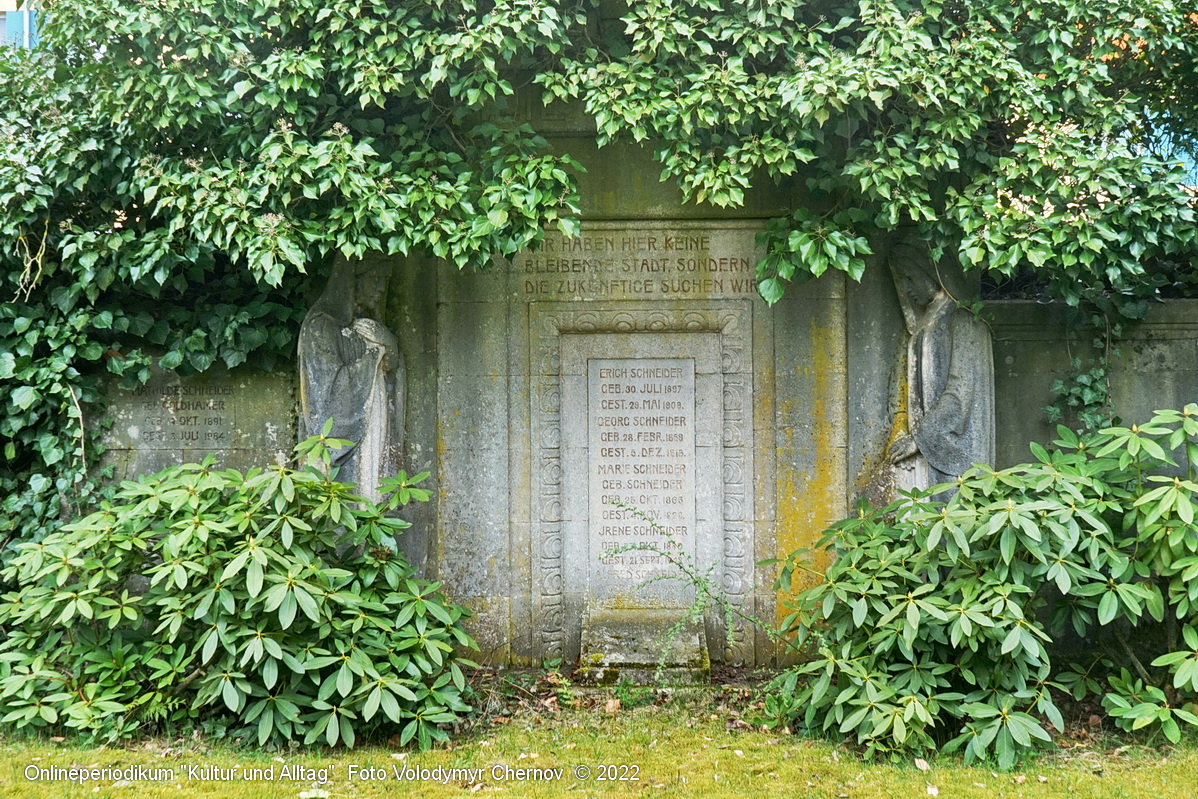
[93, 150, 856, 677]
[989, 300, 1198, 468]
[513, 227, 760, 301]
[588, 358, 695, 604]
[428, 218, 850, 673]
[89, 113, 1198, 682]
[90, 223, 1198, 682]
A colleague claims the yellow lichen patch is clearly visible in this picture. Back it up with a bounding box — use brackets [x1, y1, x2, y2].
[853, 351, 907, 503]
[774, 313, 846, 631]
[888, 352, 910, 455]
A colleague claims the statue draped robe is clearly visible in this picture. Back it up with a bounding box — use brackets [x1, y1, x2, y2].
[297, 277, 403, 504]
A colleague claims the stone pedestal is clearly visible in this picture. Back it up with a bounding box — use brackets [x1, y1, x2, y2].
[577, 610, 709, 684]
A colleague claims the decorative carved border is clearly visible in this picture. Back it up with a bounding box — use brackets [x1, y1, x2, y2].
[530, 302, 755, 664]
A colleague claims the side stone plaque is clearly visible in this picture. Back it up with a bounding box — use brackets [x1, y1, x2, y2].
[100, 367, 293, 479]
[588, 359, 695, 607]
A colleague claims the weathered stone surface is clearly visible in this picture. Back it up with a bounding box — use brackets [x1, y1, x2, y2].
[427, 219, 849, 673]
[888, 236, 994, 494]
[558, 332, 722, 673]
[577, 610, 709, 685]
[989, 300, 1198, 468]
[100, 366, 293, 479]
[463, 221, 766, 302]
[98, 224, 1198, 685]
[845, 260, 905, 504]
[771, 284, 848, 607]
[298, 258, 403, 502]
[96, 214, 860, 677]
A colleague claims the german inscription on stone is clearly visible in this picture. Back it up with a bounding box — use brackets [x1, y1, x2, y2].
[100, 367, 293, 478]
[588, 358, 695, 607]
[126, 382, 234, 449]
[521, 231, 757, 298]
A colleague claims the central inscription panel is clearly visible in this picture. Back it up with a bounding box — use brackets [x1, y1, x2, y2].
[588, 359, 696, 608]
[538, 304, 754, 668]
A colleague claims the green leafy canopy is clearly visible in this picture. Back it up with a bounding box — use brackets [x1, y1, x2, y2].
[539, 0, 1198, 304]
[1, 1, 590, 550]
[10, 0, 1197, 310]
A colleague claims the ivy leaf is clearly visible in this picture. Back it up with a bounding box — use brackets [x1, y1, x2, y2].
[159, 351, 184, 370]
[757, 277, 784, 305]
[12, 386, 39, 410]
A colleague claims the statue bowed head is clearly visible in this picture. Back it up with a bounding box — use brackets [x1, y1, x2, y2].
[297, 259, 404, 502]
[887, 237, 994, 494]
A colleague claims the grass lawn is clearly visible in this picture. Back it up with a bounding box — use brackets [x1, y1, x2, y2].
[1, 681, 1192, 798]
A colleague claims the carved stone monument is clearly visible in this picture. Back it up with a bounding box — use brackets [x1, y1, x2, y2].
[422, 215, 850, 675]
[572, 350, 709, 681]
[96, 146, 875, 677]
[89, 105, 1198, 684]
[99, 366, 293, 479]
[297, 258, 404, 502]
[887, 235, 995, 493]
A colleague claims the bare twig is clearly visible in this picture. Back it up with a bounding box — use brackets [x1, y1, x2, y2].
[1113, 626, 1152, 686]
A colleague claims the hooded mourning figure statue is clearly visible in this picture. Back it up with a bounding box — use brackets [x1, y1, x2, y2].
[297, 258, 404, 502]
[887, 237, 994, 494]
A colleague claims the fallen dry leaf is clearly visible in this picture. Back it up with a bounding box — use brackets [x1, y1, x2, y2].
[914, 758, 929, 772]
[927, 786, 939, 796]
[603, 698, 621, 714]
